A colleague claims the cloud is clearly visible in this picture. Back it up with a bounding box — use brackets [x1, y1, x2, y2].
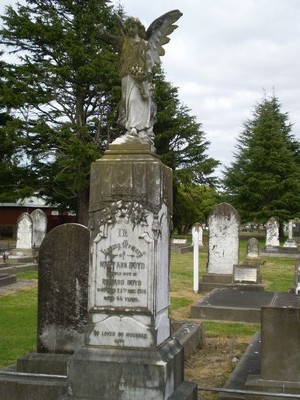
[1, 0, 300, 178]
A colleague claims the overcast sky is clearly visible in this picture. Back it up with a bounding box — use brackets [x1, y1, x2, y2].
[1, 1, 300, 177]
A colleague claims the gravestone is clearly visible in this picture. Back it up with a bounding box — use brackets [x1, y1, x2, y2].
[294, 220, 300, 238]
[265, 217, 279, 247]
[31, 208, 47, 248]
[16, 212, 33, 250]
[246, 237, 259, 258]
[246, 304, 300, 398]
[283, 219, 298, 248]
[207, 202, 240, 275]
[192, 223, 203, 246]
[63, 140, 196, 398]
[233, 265, 259, 284]
[37, 223, 89, 353]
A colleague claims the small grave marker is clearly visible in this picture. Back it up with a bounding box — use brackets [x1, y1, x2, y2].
[233, 265, 259, 284]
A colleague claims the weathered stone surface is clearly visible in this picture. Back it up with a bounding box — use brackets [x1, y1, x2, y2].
[65, 339, 187, 400]
[265, 217, 279, 247]
[16, 212, 33, 250]
[87, 144, 172, 349]
[246, 237, 259, 258]
[0, 371, 66, 400]
[207, 203, 240, 275]
[261, 305, 300, 381]
[37, 223, 89, 353]
[63, 140, 195, 399]
[31, 209, 47, 247]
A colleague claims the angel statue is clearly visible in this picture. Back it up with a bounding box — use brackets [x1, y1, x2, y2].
[98, 10, 182, 145]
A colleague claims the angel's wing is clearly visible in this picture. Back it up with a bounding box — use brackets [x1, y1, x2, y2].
[146, 10, 183, 67]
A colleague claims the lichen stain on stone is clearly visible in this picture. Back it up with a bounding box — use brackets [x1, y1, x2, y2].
[210, 202, 240, 223]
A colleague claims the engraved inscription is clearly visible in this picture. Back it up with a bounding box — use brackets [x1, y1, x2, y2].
[234, 266, 258, 283]
[94, 228, 149, 308]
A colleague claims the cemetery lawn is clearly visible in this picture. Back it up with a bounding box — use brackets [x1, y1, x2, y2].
[0, 286, 37, 369]
[170, 243, 295, 399]
[0, 244, 296, 399]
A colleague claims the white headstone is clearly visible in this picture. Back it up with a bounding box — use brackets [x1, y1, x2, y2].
[31, 209, 47, 247]
[16, 212, 33, 249]
[207, 203, 240, 275]
[192, 223, 203, 246]
[247, 237, 259, 258]
[265, 217, 280, 247]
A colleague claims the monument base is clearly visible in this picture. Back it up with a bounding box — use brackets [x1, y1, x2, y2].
[0, 273, 17, 287]
[199, 272, 264, 293]
[17, 352, 71, 375]
[246, 376, 300, 399]
[62, 338, 197, 400]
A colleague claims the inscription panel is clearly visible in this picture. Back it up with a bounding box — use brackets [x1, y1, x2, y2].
[91, 217, 153, 311]
[88, 314, 153, 348]
[234, 266, 258, 283]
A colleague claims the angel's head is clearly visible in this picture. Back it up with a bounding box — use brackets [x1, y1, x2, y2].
[125, 17, 146, 39]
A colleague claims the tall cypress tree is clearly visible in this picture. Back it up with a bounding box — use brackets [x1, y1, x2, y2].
[154, 69, 219, 186]
[223, 95, 300, 229]
[0, 0, 121, 224]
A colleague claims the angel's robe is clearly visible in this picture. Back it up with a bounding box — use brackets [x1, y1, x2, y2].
[118, 37, 152, 133]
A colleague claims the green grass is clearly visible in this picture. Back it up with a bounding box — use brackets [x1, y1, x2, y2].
[0, 238, 297, 368]
[170, 297, 193, 315]
[204, 320, 260, 337]
[17, 271, 38, 280]
[0, 288, 37, 368]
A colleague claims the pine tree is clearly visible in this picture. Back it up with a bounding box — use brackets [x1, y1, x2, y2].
[223, 96, 300, 228]
[154, 69, 219, 186]
[0, 0, 121, 224]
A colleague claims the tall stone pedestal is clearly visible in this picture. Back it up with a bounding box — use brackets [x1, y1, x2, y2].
[63, 137, 197, 399]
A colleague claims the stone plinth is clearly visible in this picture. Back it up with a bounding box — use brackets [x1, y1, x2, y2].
[64, 137, 196, 399]
[246, 303, 300, 398]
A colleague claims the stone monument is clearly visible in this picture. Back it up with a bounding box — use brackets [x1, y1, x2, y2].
[37, 223, 89, 354]
[265, 217, 280, 248]
[246, 303, 300, 398]
[62, 9, 197, 400]
[31, 208, 47, 248]
[283, 219, 298, 248]
[10, 211, 37, 258]
[200, 203, 240, 291]
[15, 212, 33, 251]
[246, 237, 259, 258]
[0, 223, 90, 399]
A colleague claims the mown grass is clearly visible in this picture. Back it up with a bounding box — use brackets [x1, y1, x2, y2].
[170, 236, 295, 335]
[0, 238, 297, 368]
[0, 287, 37, 368]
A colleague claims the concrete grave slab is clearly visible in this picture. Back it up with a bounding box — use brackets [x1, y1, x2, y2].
[191, 288, 276, 323]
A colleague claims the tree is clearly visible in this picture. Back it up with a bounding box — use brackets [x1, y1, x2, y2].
[0, 3, 219, 226]
[0, 0, 122, 224]
[153, 69, 219, 186]
[223, 95, 300, 231]
[0, 55, 32, 201]
[173, 184, 219, 234]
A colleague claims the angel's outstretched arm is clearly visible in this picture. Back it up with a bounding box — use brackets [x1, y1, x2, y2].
[96, 24, 122, 51]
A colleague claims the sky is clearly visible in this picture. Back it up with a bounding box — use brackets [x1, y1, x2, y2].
[1, 0, 300, 177]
